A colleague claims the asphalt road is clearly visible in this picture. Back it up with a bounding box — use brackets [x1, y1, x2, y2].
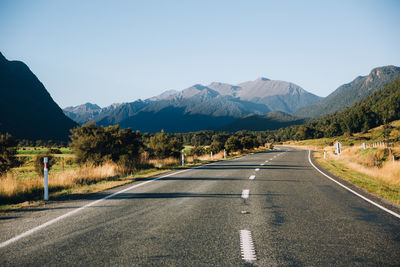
[1, 148, 399, 266]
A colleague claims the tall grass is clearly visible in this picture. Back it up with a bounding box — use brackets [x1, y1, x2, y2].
[0, 162, 120, 204]
[325, 146, 400, 187]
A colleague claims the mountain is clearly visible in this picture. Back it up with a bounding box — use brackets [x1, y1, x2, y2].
[217, 111, 307, 132]
[293, 66, 400, 118]
[64, 78, 321, 132]
[277, 77, 400, 140]
[0, 52, 77, 140]
[63, 102, 122, 125]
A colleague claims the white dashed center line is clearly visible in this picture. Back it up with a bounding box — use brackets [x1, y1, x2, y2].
[240, 230, 257, 262]
[241, 189, 250, 199]
[249, 175, 255, 180]
[260, 163, 265, 166]
[255, 168, 260, 171]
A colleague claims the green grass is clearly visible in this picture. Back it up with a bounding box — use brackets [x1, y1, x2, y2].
[316, 156, 400, 205]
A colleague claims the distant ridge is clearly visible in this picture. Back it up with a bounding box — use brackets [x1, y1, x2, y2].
[0, 52, 77, 140]
[216, 111, 306, 132]
[294, 65, 400, 118]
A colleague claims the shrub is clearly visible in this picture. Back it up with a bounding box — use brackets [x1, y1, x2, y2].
[34, 152, 56, 176]
[70, 123, 142, 168]
[0, 133, 19, 175]
[225, 136, 242, 152]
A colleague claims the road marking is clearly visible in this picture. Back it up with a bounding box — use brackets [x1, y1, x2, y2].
[0, 163, 211, 249]
[249, 175, 255, 180]
[265, 160, 268, 162]
[308, 150, 400, 219]
[255, 168, 260, 171]
[240, 230, 257, 262]
[241, 189, 250, 199]
[260, 163, 265, 166]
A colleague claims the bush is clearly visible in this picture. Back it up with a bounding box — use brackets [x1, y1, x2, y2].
[225, 136, 242, 152]
[0, 133, 19, 175]
[147, 131, 183, 159]
[70, 123, 142, 169]
[34, 152, 56, 176]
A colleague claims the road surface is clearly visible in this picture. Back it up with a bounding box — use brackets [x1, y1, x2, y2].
[1, 148, 399, 266]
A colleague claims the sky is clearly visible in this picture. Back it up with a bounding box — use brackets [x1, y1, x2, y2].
[1, 0, 399, 108]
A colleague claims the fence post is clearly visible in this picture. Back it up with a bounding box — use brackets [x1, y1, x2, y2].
[324, 152, 326, 159]
[211, 151, 213, 160]
[224, 149, 226, 160]
[44, 157, 48, 201]
[181, 150, 184, 167]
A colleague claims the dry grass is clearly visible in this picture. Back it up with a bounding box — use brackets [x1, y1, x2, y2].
[323, 147, 400, 187]
[0, 162, 120, 204]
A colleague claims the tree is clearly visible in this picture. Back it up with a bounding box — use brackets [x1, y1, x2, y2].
[209, 140, 224, 153]
[240, 136, 254, 150]
[225, 136, 242, 152]
[0, 133, 18, 175]
[69, 123, 142, 167]
[148, 130, 183, 159]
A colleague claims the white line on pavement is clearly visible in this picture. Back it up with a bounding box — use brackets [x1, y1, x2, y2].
[308, 150, 400, 219]
[255, 168, 260, 171]
[241, 189, 250, 199]
[249, 175, 255, 180]
[240, 230, 257, 262]
[0, 163, 211, 249]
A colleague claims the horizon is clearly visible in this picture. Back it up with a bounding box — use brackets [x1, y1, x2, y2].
[1, 0, 399, 108]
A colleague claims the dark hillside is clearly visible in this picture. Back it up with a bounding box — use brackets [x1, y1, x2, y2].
[0, 52, 77, 140]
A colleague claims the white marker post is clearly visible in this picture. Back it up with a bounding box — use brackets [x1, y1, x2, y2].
[44, 157, 49, 201]
[211, 151, 213, 160]
[223, 149, 226, 160]
[362, 143, 366, 150]
[181, 150, 184, 167]
[324, 152, 326, 159]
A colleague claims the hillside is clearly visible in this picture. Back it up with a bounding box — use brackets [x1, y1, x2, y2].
[0, 52, 77, 140]
[294, 66, 400, 118]
[217, 111, 306, 132]
[275, 77, 400, 141]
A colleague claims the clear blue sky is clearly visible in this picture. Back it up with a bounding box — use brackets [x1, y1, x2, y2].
[1, 0, 399, 108]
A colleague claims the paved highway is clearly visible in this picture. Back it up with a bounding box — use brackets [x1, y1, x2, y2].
[1, 148, 399, 266]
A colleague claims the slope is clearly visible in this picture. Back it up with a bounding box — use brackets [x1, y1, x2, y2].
[0, 52, 77, 140]
[294, 66, 400, 118]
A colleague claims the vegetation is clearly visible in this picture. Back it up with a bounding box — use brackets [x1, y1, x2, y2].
[286, 120, 400, 204]
[0, 133, 19, 175]
[70, 123, 142, 171]
[272, 78, 400, 142]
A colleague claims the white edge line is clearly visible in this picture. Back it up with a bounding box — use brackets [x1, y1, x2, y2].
[308, 150, 400, 219]
[0, 163, 211, 248]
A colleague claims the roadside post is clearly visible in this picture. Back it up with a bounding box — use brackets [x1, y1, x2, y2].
[44, 157, 49, 201]
[334, 142, 341, 155]
[362, 143, 366, 150]
[224, 149, 226, 160]
[324, 152, 326, 159]
[211, 151, 213, 160]
[181, 150, 184, 167]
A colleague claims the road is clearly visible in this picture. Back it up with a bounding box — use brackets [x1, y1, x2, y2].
[1, 148, 399, 266]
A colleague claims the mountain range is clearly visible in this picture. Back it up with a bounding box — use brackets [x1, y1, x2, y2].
[0, 52, 77, 141]
[64, 78, 321, 132]
[1, 50, 399, 139]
